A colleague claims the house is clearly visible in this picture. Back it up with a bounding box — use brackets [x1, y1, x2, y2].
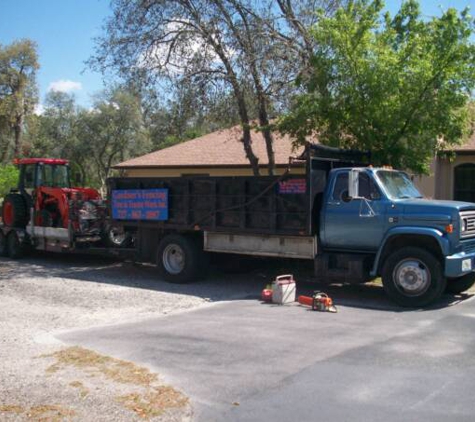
[114, 126, 306, 177]
[416, 134, 475, 201]
[114, 125, 475, 201]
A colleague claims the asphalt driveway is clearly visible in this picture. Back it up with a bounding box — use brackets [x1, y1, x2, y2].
[58, 294, 475, 422]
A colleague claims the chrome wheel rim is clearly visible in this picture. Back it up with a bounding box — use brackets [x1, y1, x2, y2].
[163, 244, 185, 274]
[393, 258, 430, 297]
[109, 227, 126, 245]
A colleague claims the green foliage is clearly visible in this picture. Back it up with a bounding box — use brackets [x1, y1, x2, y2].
[0, 164, 19, 198]
[0, 39, 39, 161]
[279, 0, 475, 174]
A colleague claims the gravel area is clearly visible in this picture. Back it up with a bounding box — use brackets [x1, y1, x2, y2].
[0, 252, 265, 421]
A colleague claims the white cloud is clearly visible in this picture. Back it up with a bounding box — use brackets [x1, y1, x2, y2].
[34, 103, 45, 115]
[48, 79, 82, 93]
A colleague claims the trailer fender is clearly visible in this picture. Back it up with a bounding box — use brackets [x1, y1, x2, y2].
[370, 227, 449, 277]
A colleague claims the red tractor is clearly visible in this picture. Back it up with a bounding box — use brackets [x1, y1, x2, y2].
[1, 158, 111, 257]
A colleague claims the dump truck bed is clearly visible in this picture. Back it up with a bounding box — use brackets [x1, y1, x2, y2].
[108, 175, 311, 236]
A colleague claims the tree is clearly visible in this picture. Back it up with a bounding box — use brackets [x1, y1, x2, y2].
[0, 39, 39, 161]
[0, 164, 18, 199]
[91, 0, 343, 175]
[75, 87, 151, 192]
[279, 0, 475, 174]
[27, 91, 92, 185]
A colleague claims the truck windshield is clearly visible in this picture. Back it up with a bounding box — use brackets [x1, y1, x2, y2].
[376, 170, 423, 200]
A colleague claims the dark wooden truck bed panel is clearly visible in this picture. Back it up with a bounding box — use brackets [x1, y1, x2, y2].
[108, 175, 311, 236]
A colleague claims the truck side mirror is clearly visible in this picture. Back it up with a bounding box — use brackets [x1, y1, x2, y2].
[348, 169, 360, 199]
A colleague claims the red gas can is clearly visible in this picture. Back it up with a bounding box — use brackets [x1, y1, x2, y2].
[261, 288, 273, 302]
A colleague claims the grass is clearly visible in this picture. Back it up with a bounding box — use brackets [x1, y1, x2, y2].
[41, 346, 189, 419]
[69, 381, 89, 399]
[43, 346, 158, 387]
[117, 387, 189, 419]
[0, 404, 76, 421]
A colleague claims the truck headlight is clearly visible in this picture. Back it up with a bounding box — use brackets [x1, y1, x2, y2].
[461, 217, 467, 233]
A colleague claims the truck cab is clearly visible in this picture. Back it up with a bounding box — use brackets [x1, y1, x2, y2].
[318, 166, 475, 306]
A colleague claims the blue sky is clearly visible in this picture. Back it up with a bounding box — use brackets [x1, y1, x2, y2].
[0, 0, 474, 110]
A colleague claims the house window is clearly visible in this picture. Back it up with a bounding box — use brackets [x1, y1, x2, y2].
[454, 163, 475, 202]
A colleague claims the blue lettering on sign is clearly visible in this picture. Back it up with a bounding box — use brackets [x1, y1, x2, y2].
[111, 189, 169, 221]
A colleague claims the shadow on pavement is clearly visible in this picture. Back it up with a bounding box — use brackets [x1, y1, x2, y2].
[1, 251, 472, 312]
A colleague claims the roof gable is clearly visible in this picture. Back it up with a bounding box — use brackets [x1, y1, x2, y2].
[114, 126, 305, 168]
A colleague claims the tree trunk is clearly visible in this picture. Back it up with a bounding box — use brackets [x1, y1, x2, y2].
[216, 0, 273, 175]
[252, 73, 275, 176]
[13, 114, 23, 158]
[185, 3, 260, 176]
[234, 92, 260, 176]
[0, 136, 11, 163]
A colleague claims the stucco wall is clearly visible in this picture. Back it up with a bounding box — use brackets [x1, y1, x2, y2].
[435, 154, 475, 200]
[414, 158, 436, 199]
[415, 153, 475, 200]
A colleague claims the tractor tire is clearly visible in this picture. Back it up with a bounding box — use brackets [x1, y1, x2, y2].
[7, 231, 24, 259]
[156, 234, 206, 283]
[446, 273, 475, 294]
[381, 247, 446, 308]
[2, 194, 28, 228]
[0, 231, 7, 257]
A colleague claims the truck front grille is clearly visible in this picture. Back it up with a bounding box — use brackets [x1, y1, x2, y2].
[462, 239, 475, 254]
[460, 211, 475, 239]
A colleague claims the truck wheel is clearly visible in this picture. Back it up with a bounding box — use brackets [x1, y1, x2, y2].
[381, 247, 446, 307]
[156, 234, 204, 283]
[2, 194, 28, 228]
[446, 273, 475, 294]
[0, 231, 7, 256]
[105, 224, 132, 248]
[7, 231, 24, 259]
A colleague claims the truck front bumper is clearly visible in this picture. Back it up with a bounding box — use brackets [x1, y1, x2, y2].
[445, 251, 475, 278]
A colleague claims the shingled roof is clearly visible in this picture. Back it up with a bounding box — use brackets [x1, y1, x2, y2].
[114, 125, 475, 169]
[447, 133, 475, 151]
[114, 125, 305, 169]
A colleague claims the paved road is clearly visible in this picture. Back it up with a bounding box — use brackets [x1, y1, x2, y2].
[59, 294, 475, 422]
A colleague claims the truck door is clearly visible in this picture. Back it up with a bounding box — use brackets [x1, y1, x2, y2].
[322, 171, 386, 251]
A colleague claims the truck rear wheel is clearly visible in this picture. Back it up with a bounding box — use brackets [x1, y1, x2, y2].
[381, 247, 446, 307]
[446, 273, 475, 294]
[156, 234, 206, 283]
[7, 231, 24, 259]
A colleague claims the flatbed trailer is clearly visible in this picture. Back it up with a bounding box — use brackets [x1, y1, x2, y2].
[0, 222, 135, 260]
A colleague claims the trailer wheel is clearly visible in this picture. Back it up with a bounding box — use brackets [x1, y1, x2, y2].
[446, 273, 475, 294]
[7, 231, 24, 259]
[382, 247, 445, 307]
[156, 234, 204, 283]
[105, 224, 132, 248]
[0, 231, 7, 257]
[2, 194, 28, 228]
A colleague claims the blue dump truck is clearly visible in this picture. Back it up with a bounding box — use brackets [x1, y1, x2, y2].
[108, 145, 475, 307]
